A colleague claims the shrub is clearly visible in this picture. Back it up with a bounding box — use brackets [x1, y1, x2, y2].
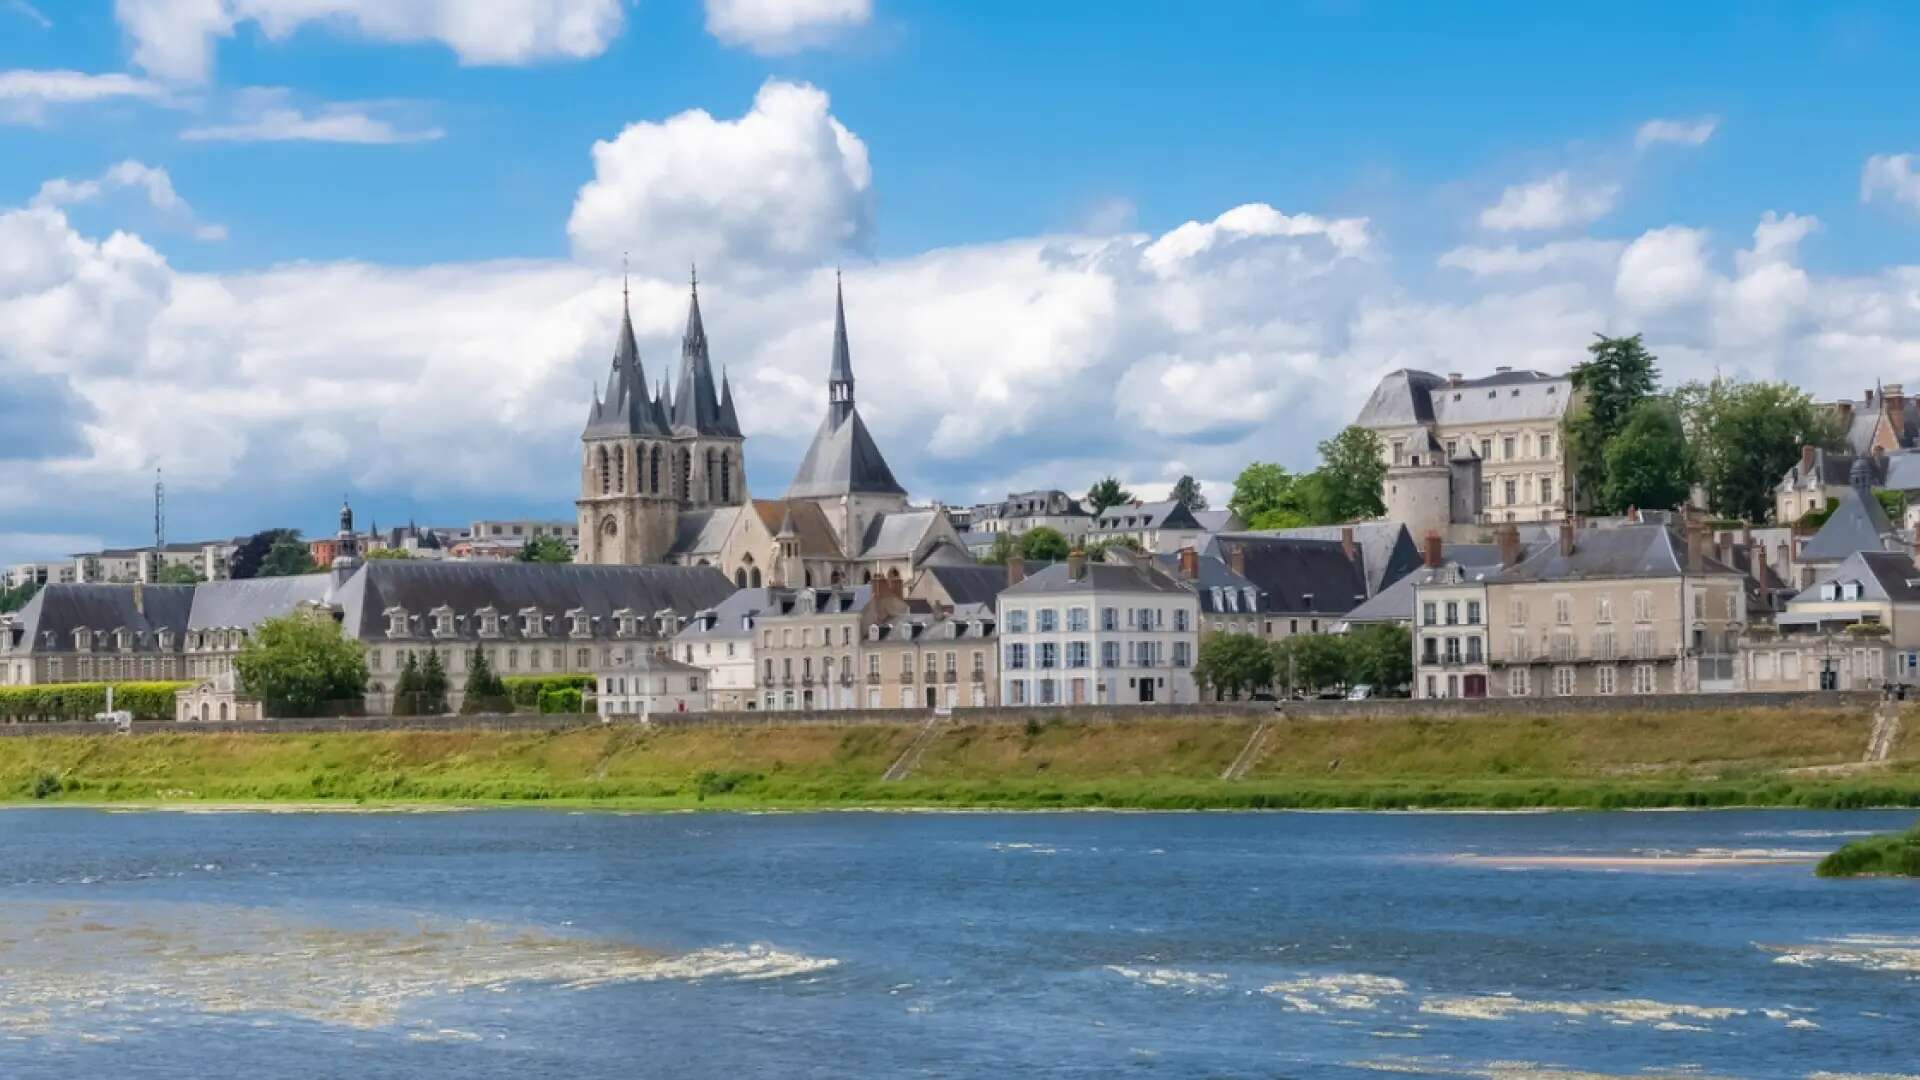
[0, 682, 191, 721]
[28, 772, 61, 799]
[537, 687, 584, 714]
[503, 674, 594, 709]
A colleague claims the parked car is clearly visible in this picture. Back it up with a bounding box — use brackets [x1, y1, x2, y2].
[1346, 684, 1374, 701]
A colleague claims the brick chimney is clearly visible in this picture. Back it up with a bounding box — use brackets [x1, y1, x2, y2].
[1068, 548, 1087, 581]
[1340, 525, 1357, 564]
[1887, 383, 1906, 419]
[132, 581, 145, 617]
[1686, 520, 1705, 573]
[1800, 444, 1816, 477]
[1498, 525, 1522, 568]
[1423, 531, 1442, 568]
[1557, 520, 1574, 557]
[1006, 558, 1025, 588]
[1225, 543, 1246, 579]
[1750, 541, 1768, 584]
[1177, 545, 1199, 580]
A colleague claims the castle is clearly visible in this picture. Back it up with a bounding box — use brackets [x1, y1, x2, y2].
[575, 275, 969, 586]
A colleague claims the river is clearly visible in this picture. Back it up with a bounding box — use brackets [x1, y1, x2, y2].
[0, 807, 1914, 1079]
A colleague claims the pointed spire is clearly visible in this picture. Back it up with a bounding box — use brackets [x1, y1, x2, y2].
[827, 269, 854, 424]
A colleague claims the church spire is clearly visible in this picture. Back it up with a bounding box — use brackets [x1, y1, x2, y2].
[828, 269, 854, 425]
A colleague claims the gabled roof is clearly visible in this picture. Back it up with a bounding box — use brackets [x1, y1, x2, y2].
[1794, 550, 1920, 605]
[1215, 522, 1419, 597]
[750, 499, 843, 558]
[1344, 543, 1526, 624]
[666, 507, 742, 560]
[669, 283, 739, 438]
[1486, 524, 1742, 584]
[787, 407, 906, 499]
[1001, 559, 1191, 597]
[1212, 537, 1369, 615]
[675, 587, 777, 640]
[10, 583, 195, 652]
[859, 509, 942, 560]
[335, 560, 735, 641]
[1191, 509, 1243, 534]
[918, 562, 1040, 608]
[1091, 499, 1202, 532]
[1800, 484, 1898, 563]
[1355, 368, 1571, 430]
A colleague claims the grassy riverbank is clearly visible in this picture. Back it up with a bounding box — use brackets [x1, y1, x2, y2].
[1817, 823, 1920, 877]
[3, 703, 1919, 811]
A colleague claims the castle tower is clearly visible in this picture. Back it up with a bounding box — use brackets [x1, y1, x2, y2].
[576, 270, 749, 565]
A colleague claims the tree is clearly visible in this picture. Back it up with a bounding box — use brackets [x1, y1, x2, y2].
[460, 646, 508, 714]
[1017, 526, 1071, 563]
[364, 547, 412, 560]
[1228, 462, 1303, 525]
[1344, 623, 1412, 692]
[517, 534, 573, 563]
[233, 609, 368, 718]
[979, 532, 1016, 566]
[418, 650, 450, 715]
[1272, 633, 1348, 695]
[1566, 333, 1661, 512]
[0, 581, 41, 613]
[1679, 377, 1844, 522]
[1085, 475, 1133, 516]
[230, 528, 307, 579]
[1194, 632, 1275, 700]
[392, 652, 423, 716]
[1601, 398, 1693, 512]
[153, 563, 204, 584]
[1169, 475, 1208, 512]
[1303, 426, 1387, 523]
[1084, 535, 1143, 562]
[260, 537, 317, 577]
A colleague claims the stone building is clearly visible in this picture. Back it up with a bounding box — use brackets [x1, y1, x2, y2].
[595, 651, 710, 719]
[1355, 367, 1572, 533]
[1740, 550, 1920, 691]
[996, 552, 1199, 706]
[967, 490, 1093, 543]
[671, 587, 774, 711]
[1087, 500, 1207, 554]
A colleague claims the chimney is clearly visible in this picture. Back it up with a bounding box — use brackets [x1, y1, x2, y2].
[1887, 383, 1906, 418]
[1498, 525, 1522, 568]
[1340, 526, 1357, 564]
[1177, 546, 1199, 580]
[1800, 444, 1816, 477]
[1226, 543, 1246, 579]
[1006, 558, 1025, 588]
[1422, 531, 1442, 568]
[132, 581, 145, 617]
[1447, 372, 1463, 387]
[1717, 533, 1733, 568]
[1494, 365, 1512, 374]
[1750, 541, 1767, 584]
[1068, 548, 1087, 581]
[1557, 520, 1574, 558]
[1687, 520, 1705, 573]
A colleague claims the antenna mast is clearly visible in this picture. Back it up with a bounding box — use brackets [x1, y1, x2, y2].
[154, 467, 165, 550]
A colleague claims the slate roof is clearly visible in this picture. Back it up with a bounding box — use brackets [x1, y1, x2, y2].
[787, 282, 906, 499]
[1191, 509, 1244, 534]
[584, 295, 672, 438]
[750, 499, 842, 558]
[1091, 500, 1203, 532]
[8, 583, 195, 652]
[1343, 543, 1515, 624]
[669, 284, 741, 438]
[858, 510, 942, 560]
[764, 585, 876, 617]
[1800, 484, 1898, 563]
[1001, 559, 1191, 598]
[868, 611, 997, 643]
[666, 507, 741, 560]
[1212, 537, 1370, 615]
[1486, 524, 1743, 584]
[1795, 550, 1920, 605]
[335, 560, 736, 641]
[916, 563, 1038, 608]
[188, 574, 335, 631]
[1356, 368, 1571, 430]
[1152, 553, 1262, 614]
[675, 587, 777, 640]
[1215, 522, 1419, 598]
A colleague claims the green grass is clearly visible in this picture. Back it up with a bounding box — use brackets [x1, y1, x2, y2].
[1816, 823, 1920, 877]
[1, 705, 1917, 812]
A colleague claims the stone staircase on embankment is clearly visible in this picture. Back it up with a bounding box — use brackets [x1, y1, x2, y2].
[1220, 719, 1272, 781]
[882, 717, 944, 782]
[1865, 703, 1904, 764]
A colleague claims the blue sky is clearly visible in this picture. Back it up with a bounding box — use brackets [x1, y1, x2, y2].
[3, 1, 1920, 562]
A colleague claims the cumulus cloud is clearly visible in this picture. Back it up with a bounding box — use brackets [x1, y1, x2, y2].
[181, 87, 442, 143]
[113, 0, 625, 83]
[0, 69, 168, 123]
[1438, 239, 1624, 277]
[1614, 225, 1711, 311]
[704, 0, 871, 53]
[1635, 116, 1718, 149]
[30, 160, 226, 241]
[567, 80, 874, 274]
[1480, 171, 1618, 232]
[1862, 153, 1920, 211]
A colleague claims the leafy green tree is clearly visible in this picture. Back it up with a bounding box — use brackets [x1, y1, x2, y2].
[1017, 526, 1071, 563]
[979, 532, 1016, 566]
[1273, 633, 1348, 695]
[1228, 462, 1302, 524]
[1878, 490, 1908, 522]
[233, 609, 368, 718]
[1566, 334, 1661, 512]
[230, 528, 303, 579]
[153, 563, 204, 584]
[1084, 535, 1143, 562]
[1085, 475, 1133, 516]
[517, 534, 573, 563]
[392, 652, 423, 716]
[364, 547, 412, 560]
[419, 650, 450, 714]
[0, 581, 41, 613]
[1678, 377, 1845, 522]
[1601, 397, 1693, 512]
[1304, 426, 1387, 522]
[460, 646, 509, 714]
[1344, 623, 1412, 692]
[1194, 632, 1275, 699]
[1169, 474, 1208, 512]
[260, 537, 317, 577]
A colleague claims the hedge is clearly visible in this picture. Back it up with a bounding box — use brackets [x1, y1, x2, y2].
[0, 682, 193, 722]
[537, 687, 586, 714]
[501, 674, 595, 709]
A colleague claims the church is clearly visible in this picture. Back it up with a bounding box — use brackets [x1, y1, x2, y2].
[574, 275, 971, 586]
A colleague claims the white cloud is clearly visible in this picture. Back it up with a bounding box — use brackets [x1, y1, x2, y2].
[113, 0, 625, 83]
[1862, 153, 1920, 211]
[567, 80, 874, 274]
[6, 1, 53, 29]
[1614, 225, 1711, 311]
[1115, 352, 1289, 438]
[0, 69, 167, 123]
[1479, 171, 1618, 232]
[181, 88, 442, 143]
[1635, 116, 1718, 150]
[703, 0, 871, 54]
[30, 161, 226, 241]
[1438, 239, 1624, 277]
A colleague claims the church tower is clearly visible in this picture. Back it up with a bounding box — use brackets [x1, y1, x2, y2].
[786, 275, 908, 549]
[577, 270, 748, 565]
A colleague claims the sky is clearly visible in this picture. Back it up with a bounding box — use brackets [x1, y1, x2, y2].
[3, 1, 1920, 564]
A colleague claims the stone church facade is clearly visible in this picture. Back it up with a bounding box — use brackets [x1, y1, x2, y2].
[575, 276, 970, 587]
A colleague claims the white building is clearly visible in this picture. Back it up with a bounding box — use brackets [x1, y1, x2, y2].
[672, 587, 772, 710]
[596, 652, 710, 719]
[995, 553, 1199, 706]
[1408, 545, 1494, 700]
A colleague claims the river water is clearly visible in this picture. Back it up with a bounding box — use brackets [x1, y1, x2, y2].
[0, 808, 1915, 1079]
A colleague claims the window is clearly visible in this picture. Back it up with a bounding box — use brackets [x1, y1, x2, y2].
[1421, 637, 1438, 664]
[1039, 643, 1059, 669]
[1504, 479, 1517, 505]
[1593, 629, 1616, 661]
[1509, 667, 1530, 696]
[1038, 679, 1057, 705]
[1553, 595, 1572, 625]
[1480, 438, 1493, 461]
[1101, 642, 1120, 668]
[868, 654, 880, 676]
[1596, 595, 1614, 622]
[1007, 643, 1028, 670]
[1391, 440, 1405, 465]
[1101, 608, 1118, 631]
[1038, 609, 1059, 633]
[1007, 610, 1028, 633]
[1444, 637, 1461, 663]
[1067, 607, 1089, 632]
[1466, 637, 1482, 663]
[1632, 591, 1652, 622]
[1009, 680, 1028, 705]
[1539, 433, 1552, 459]
[1174, 609, 1190, 632]
[1444, 601, 1459, 626]
[1692, 591, 1704, 619]
[1502, 436, 1515, 460]
[1632, 664, 1657, 694]
[1067, 642, 1089, 668]
[1422, 602, 1437, 626]
[1595, 665, 1615, 694]
[1466, 600, 1481, 625]
[1539, 476, 1553, 504]
[1172, 642, 1191, 668]
[1480, 480, 1493, 507]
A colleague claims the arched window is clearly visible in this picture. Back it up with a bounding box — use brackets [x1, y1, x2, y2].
[804, 569, 814, 587]
[648, 443, 661, 494]
[720, 452, 732, 502]
[597, 447, 611, 495]
[615, 445, 626, 493]
[830, 570, 844, 585]
[218, 701, 228, 722]
[749, 567, 762, 588]
[735, 569, 747, 587]
[678, 449, 692, 502]
[706, 449, 718, 503]
[862, 570, 873, 584]
[200, 702, 210, 722]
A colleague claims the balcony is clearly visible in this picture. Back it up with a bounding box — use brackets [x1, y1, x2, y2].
[943, 670, 958, 684]
[970, 669, 985, 682]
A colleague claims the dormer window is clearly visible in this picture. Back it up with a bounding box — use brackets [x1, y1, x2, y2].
[430, 606, 456, 637]
[385, 606, 410, 638]
[612, 608, 636, 637]
[520, 608, 543, 638]
[1243, 587, 1258, 611]
[476, 607, 500, 638]
[564, 608, 590, 638]
[72, 626, 91, 652]
[157, 630, 173, 650]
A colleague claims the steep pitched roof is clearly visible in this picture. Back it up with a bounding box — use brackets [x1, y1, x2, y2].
[334, 560, 735, 641]
[1487, 524, 1742, 583]
[188, 574, 334, 631]
[10, 583, 195, 652]
[917, 563, 1037, 608]
[750, 499, 843, 558]
[1091, 500, 1202, 532]
[584, 294, 672, 438]
[1216, 523, 1420, 598]
[786, 282, 907, 499]
[1798, 550, 1920, 604]
[1001, 559, 1191, 597]
[1801, 484, 1898, 563]
[1212, 537, 1370, 615]
[669, 282, 739, 437]
[665, 507, 742, 560]
[859, 509, 944, 560]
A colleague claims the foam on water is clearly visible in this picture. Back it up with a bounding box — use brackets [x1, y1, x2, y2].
[1262, 973, 1410, 1012]
[1764, 935, 1920, 976]
[1417, 993, 1811, 1031]
[0, 900, 836, 1038]
[1104, 965, 1227, 993]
